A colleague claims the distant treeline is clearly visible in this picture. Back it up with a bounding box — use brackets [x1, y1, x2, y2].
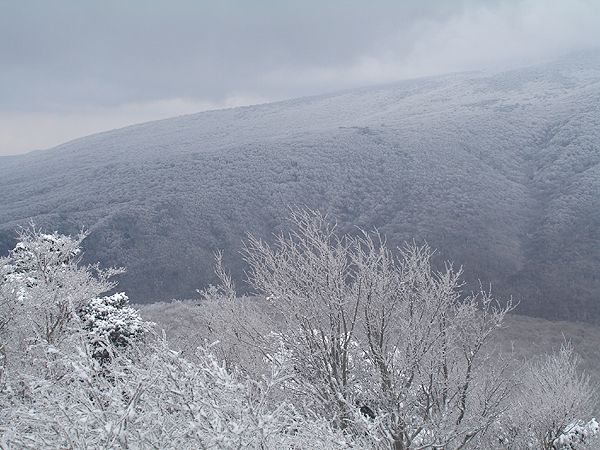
[0, 53, 598, 323]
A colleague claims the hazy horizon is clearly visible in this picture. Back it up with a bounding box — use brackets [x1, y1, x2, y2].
[2, 0, 600, 156]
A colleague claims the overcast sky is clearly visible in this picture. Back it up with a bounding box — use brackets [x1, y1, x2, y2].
[1, 0, 599, 156]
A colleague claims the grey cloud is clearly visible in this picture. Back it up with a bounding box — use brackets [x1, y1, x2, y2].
[1, 0, 466, 109]
[1, 0, 600, 155]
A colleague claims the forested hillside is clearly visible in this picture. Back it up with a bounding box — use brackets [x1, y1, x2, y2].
[0, 52, 598, 322]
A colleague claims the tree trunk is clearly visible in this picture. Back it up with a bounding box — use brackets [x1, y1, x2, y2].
[390, 433, 405, 450]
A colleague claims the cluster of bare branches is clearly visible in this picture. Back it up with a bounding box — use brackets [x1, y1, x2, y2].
[241, 209, 597, 450]
[0, 212, 597, 450]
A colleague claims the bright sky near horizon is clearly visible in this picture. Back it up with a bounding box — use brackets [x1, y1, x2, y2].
[1, 0, 600, 156]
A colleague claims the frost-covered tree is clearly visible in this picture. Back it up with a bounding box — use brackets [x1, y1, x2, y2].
[524, 342, 597, 450]
[355, 240, 515, 450]
[0, 330, 319, 450]
[244, 210, 362, 426]
[193, 250, 279, 378]
[2, 215, 597, 450]
[0, 223, 127, 390]
[0, 260, 17, 386]
[78, 292, 154, 363]
[0, 223, 124, 346]
[243, 209, 516, 450]
[489, 341, 598, 450]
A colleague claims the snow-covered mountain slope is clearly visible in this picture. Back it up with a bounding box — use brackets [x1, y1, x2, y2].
[1, 52, 599, 322]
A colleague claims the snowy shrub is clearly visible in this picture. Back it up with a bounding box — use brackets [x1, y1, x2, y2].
[79, 292, 153, 346]
[77, 292, 154, 362]
[521, 342, 597, 450]
[0, 332, 299, 450]
[555, 419, 600, 449]
[0, 223, 123, 346]
[486, 342, 597, 450]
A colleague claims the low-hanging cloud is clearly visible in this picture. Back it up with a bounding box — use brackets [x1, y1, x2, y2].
[1, 0, 599, 156]
[260, 0, 600, 90]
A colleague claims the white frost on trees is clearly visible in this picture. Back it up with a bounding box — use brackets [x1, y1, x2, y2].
[1, 223, 124, 346]
[491, 341, 598, 450]
[78, 292, 153, 345]
[242, 209, 595, 450]
[78, 292, 154, 362]
[0, 214, 597, 450]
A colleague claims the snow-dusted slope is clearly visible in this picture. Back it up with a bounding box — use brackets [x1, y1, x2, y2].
[1, 52, 599, 321]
